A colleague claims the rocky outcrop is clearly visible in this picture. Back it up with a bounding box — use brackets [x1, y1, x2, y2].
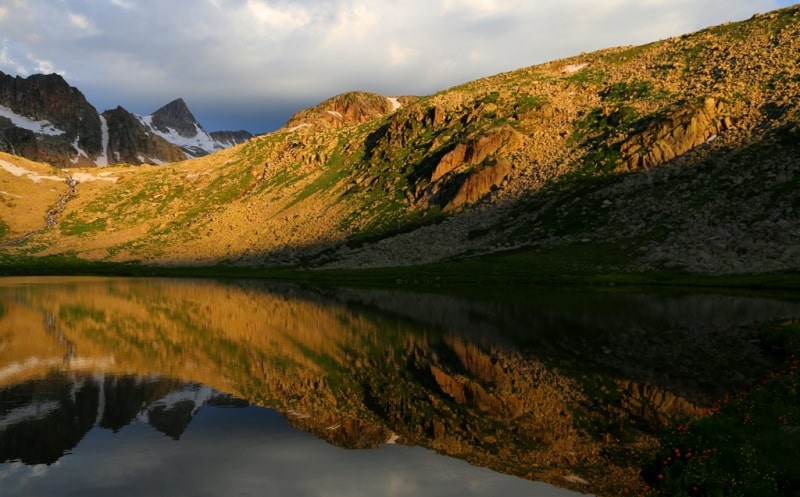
[431, 127, 524, 181]
[285, 91, 410, 130]
[619, 381, 697, 430]
[102, 106, 187, 164]
[423, 126, 522, 209]
[445, 159, 511, 211]
[618, 97, 732, 171]
[289, 416, 391, 449]
[430, 364, 525, 418]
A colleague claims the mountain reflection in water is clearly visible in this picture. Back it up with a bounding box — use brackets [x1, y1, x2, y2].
[1, 374, 566, 497]
[0, 277, 798, 496]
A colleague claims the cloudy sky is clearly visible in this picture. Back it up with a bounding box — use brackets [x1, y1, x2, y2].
[0, 0, 795, 133]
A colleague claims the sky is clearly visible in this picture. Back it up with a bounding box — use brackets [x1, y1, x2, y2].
[0, 0, 796, 134]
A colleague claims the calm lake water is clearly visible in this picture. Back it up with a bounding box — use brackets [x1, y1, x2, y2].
[1, 277, 798, 497]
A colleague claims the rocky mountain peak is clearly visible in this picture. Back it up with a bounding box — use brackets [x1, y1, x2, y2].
[0, 70, 102, 166]
[284, 91, 413, 130]
[0, 73, 253, 166]
[150, 97, 201, 138]
[102, 106, 188, 164]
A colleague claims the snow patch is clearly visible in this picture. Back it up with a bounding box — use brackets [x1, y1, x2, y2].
[286, 123, 311, 132]
[326, 110, 343, 119]
[70, 172, 119, 183]
[387, 97, 401, 111]
[138, 113, 222, 157]
[0, 357, 62, 382]
[134, 384, 216, 425]
[0, 190, 21, 198]
[0, 104, 65, 136]
[561, 63, 589, 74]
[0, 401, 61, 430]
[70, 135, 89, 164]
[562, 474, 590, 485]
[96, 115, 110, 166]
[64, 357, 117, 369]
[0, 159, 64, 183]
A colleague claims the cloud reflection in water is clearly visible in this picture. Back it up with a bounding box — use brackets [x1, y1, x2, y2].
[1, 403, 582, 497]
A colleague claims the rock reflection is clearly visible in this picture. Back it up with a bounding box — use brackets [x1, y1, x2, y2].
[0, 277, 797, 495]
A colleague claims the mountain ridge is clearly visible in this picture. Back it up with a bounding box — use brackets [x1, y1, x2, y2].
[0, 73, 253, 167]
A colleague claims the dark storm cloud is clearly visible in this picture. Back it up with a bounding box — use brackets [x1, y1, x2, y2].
[0, 0, 789, 133]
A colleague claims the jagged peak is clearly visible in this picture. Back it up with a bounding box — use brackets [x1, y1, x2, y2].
[150, 97, 202, 137]
[154, 97, 191, 116]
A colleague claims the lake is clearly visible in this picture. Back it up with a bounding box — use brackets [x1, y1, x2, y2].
[1, 277, 798, 496]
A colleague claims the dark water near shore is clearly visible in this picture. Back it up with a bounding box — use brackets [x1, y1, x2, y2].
[0, 277, 798, 496]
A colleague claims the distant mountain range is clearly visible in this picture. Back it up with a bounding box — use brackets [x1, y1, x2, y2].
[0, 71, 253, 167]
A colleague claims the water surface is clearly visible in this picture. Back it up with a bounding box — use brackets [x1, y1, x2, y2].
[1, 277, 798, 496]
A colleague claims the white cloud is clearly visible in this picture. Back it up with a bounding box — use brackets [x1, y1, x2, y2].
[28, 55, 61, 75]
[442, 0, 501, 15]
[246, 0, 311, 31]
[325, 3, 379, 43]
[110, 0, 136, 9]
[388, 42, 418, 67]
[69, 13, 92, 30]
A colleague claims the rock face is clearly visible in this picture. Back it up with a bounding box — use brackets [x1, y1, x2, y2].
[425, 127, 523, 210]
[619, 98, 730, 171]
[445, 159, 512, 211]
[0, 72, 102, 167]
[102, 106, 187, 165]
[150, 98, 199, 137]
[0, 71, 252, 167]
[431, 127, 524, 181]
